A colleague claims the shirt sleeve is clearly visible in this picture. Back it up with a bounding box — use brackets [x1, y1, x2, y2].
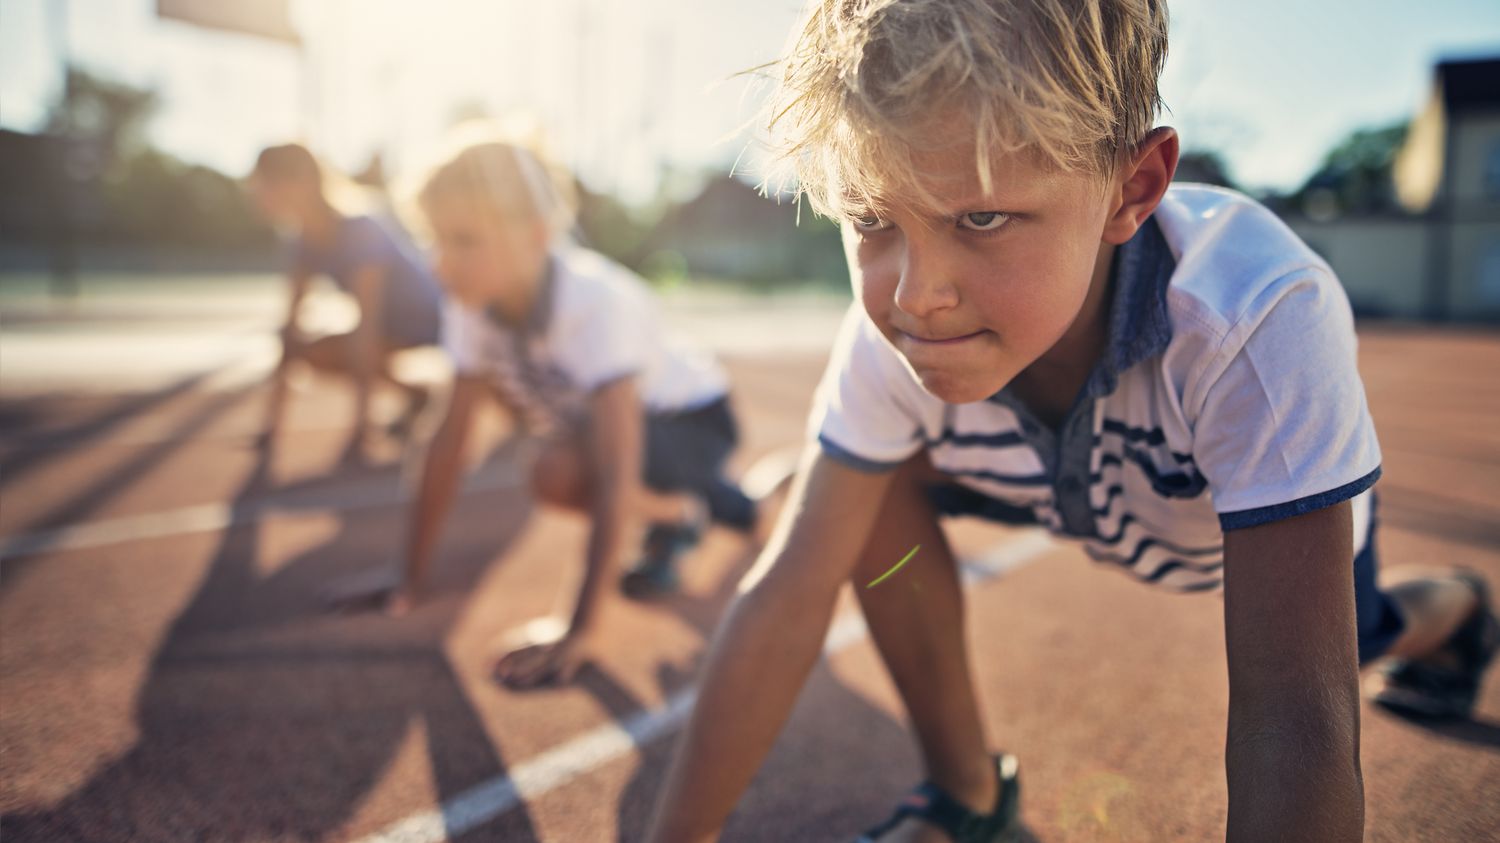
[555, 276, 651, 393]
[343, 217, 397, 270]
[806, 304, 930, 473]
[1190, 270, 1382, 531]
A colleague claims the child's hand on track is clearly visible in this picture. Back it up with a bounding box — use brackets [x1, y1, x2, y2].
[492, 617, 592, 689]
[322, 567, 409, 615]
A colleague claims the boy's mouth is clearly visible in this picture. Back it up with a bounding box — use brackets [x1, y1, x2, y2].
[897, 328, 989, 346]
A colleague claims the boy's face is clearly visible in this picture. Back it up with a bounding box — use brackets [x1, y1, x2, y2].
[247, 175, 301, 227]
[424, 198, 550, 310]
[844, 143, 1117, 404]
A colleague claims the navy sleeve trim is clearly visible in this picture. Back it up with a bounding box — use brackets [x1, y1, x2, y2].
[817, 433, 906, 474]
[1217, 466, 1382, 531]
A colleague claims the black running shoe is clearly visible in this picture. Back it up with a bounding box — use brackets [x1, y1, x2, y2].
[620, 523, 699, 599]
[1371, 572, 1499, 719]
[856, 754, 1021, 843]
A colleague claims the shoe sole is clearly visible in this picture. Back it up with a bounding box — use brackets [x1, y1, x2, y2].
[1365, 673, 1472, 720]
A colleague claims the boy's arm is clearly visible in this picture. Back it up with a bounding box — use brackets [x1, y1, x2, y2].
[1222, 501, 1363, 843]
[494, 375, 644, 686]
[646, 449, 896, 843]
[348, 265, 387, 438]
[571, 375, 642, 636]
[263, 269, 314, 439]
[394, 374, 487, 607]
[281, 268, 313, 340]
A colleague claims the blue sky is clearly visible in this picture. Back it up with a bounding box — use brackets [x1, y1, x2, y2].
[3, 0, 1498, 200]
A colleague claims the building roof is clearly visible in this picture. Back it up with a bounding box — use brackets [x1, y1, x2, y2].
[1437, 57, 1500, 113]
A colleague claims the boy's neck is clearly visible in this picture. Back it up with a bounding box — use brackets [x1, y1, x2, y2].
[1007, 241, 1117, 429]
[488, 255, 551, 329]
[301, 200, 342, 244]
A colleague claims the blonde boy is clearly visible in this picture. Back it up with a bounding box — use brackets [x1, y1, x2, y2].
[333, 129, 764, 685]
[646, 1, 1496, 841]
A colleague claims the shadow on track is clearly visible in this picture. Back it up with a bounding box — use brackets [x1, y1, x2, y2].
[3, 441, 545, 842]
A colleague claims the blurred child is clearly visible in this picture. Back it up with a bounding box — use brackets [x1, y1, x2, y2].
[646, 2, 1499, 841]
[248, 143, 443, 461]
[334, 126, 767, 688]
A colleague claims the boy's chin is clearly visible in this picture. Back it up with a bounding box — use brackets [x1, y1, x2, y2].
[914, 370, 1007, 404]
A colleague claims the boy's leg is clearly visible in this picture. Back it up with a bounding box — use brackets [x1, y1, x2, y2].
[852, 452, 998, 840]
[376, 342, 432, 435]
[300, 334, 436, 443]
[260, 346, 295, 447]
[1356, 496, 1497, 717]
[1380, 575, 1481, 660]
[529, 436, 700, 523]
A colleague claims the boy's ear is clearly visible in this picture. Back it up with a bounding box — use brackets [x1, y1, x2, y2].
[1102, 127, 1179, 245]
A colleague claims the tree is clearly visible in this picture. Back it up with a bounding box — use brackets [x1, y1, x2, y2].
[40, 65, 272, 250]
[45, 66, 158, 158]
[1173, 150, 1238, 190]
[1292, 121, 1410, 216]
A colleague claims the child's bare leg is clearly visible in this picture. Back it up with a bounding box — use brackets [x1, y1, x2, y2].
[1380, 572, 1482, 661]
[261, 358, 293, 445]
[530, 438, 700, 523]
[376, 347, 431, 424]
[852, 453, 996, 841]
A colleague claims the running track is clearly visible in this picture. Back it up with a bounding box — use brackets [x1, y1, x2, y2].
[2, 292, 1497, 841]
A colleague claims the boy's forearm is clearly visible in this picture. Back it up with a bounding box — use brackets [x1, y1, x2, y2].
[282, 272, 310, 333]
[569, 480, 632, 635]
[349, 323, 378, 425]
[1226, 714, 1363, 842]
[402, 424, 469, 593]
[647, 577, 839, 843]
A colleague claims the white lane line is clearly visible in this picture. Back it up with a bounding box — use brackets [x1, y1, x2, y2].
[354, 529, 1058, 843]
[0, 466, 522, 562]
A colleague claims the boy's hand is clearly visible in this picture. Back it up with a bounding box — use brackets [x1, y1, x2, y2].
[493, 617, 593, 688]
[322, 567, 417, 616]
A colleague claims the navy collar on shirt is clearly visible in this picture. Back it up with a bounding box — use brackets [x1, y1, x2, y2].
[485, 254, 558, 336]
[1080, 215, 1177, 400]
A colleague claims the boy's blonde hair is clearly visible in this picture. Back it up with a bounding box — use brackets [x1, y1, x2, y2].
[765, 0, 1168, 217]
[411, 118, 578, 237]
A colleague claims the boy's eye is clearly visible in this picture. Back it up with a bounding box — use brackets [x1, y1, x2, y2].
[957, 211, 1009, 232]
[851, 214, 892, 232]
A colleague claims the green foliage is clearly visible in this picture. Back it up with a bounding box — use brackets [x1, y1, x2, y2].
[105, 149, 271, 247]
[1293, 121, 1410, 214]
[41, 65, 273, 250]
[45, 66, 158, 155]
[575, 185, 656, 269]
[1173, 150, 1238, 190]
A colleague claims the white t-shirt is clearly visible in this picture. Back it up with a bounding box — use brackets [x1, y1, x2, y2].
[809, 184, 1382, 592]
[443, 246, 729, 430]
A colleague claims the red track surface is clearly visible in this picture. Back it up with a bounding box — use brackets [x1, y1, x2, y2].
[2, 328, 1498, 842]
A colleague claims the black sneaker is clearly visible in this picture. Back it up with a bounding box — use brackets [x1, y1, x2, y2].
[856, 754, 1021, 843]
[1370, 572, 1499, 719]
[620, 523, 700, 599]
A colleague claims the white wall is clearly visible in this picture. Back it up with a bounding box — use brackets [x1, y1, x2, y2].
[1285, 219, 1429, 317]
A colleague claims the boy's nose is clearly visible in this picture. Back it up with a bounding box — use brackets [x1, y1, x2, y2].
[893, 241, 960, 317]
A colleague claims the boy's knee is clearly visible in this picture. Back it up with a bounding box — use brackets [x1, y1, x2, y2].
[530, 445, 587, 507]
[298, 335, 348, 372]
